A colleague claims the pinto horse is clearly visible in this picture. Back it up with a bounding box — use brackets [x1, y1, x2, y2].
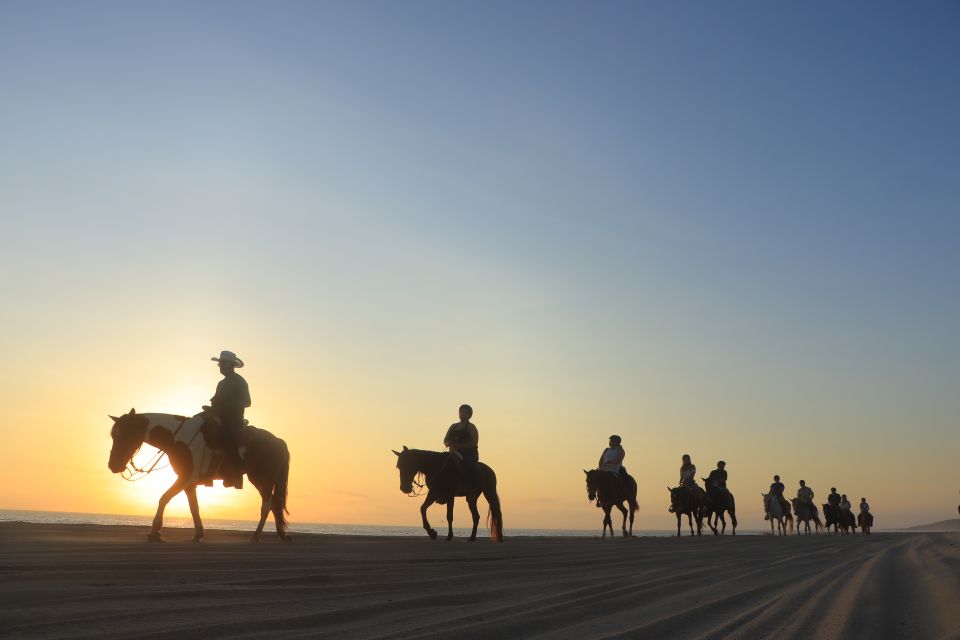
[668, 486, 704, 537]
[702, 478, 737, 535]
[108, 409, 291, 542]
[585, 469, 638, 538]
[394, 446, 503, 542]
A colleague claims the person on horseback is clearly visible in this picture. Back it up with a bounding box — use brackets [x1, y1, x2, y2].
[840, 494, 852, 512]
[859, 497, 870, 514]
[598, 435, 633, 495]
[443, 404, 479, 489]
[679, 454, 698, 489]
[707, 461, 729, 493]
[766, 474, 788, 520]
[797, 480, 819, 518]
[209, 350, 250, 488]
[828, 487, 841, 509]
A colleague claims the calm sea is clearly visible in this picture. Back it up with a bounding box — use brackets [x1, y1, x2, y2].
[0, 509, 695, 537]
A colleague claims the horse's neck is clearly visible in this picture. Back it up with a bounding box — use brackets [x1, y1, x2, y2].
[141, 413, 192, 451]
[413, 450, 448, 475]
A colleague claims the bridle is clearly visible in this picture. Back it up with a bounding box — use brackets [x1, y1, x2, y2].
[118, 416, 187, 482]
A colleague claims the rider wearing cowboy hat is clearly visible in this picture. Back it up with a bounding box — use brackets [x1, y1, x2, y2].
[210, 350, 251, 488]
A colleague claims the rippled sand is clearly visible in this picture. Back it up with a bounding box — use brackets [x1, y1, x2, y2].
[1, 523, 958, 639]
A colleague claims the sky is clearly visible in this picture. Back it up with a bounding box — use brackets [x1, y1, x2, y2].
[0, 1, 958, 530]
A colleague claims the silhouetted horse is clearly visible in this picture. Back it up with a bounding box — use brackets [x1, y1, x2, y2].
[702, 477, 737, 535]
[393, 446, 503, 542]
[823, 503, 841, 533]
[857, 511, 874, 535]
[763, 493, 788, 535]
[668, 486, 704, 537]
[838, 508, 856, 535]
[791, 498, 822, 535]
[108, 409, 290, 542]
[585, 469, 638, 538]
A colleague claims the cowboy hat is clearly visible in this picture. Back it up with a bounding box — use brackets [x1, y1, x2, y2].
[211, 350, 244, 368]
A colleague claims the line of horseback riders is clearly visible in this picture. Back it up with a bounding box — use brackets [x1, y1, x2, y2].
[764, 476, 874, 534]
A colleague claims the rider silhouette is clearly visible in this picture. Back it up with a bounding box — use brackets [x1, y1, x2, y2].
[209, 350, 250, 488]
[598, 435, 632, 495]
[707, 461, 728, 492]
[766, 474, 789, 520]
[443, 404, 479, 488]
[679, 454, 699, 489]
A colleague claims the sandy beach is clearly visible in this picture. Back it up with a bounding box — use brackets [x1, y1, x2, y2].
[1, 523, 958, 639]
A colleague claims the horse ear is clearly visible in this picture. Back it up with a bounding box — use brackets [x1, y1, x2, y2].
[402, 445, 408, 451]
[128, 408, 136, 415]
[667, 486, 671, 492]
[109, 415, 118, 422]
[392, 450, 400, 457]
[583, 469, 589, 475]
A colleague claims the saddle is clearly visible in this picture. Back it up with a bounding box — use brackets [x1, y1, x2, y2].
[198, 414, 251, 488]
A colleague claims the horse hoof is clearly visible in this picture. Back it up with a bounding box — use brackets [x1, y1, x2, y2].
[193, 535, 204, 543]
[428, 529, 438, 540]
[446, 536, 453, 542]
[250, 535, 261, 543]
[281, 535, 293, 543]
[146, 532, 164, 543]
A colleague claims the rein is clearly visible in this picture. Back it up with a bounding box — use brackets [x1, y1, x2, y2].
[120, 417, 187, 482]
[404, 452, 453, 498]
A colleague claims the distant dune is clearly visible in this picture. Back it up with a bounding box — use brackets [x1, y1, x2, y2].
[903, 518, 960, 532]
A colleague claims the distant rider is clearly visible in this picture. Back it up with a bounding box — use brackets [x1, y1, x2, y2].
[209, 350, 250, 488]
[443, 404, 479, 488]
[840, 494, 852, 512]
[679, 454, 698, 489]
[766, 474, 788, 520]
[598, 435, 632, 494]
[797, 480, 818, 517]
[707, 461, 729, 493]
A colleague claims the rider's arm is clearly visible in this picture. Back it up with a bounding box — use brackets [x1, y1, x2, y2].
[442, 424, 455, 448]
[614, 448, 624, 465]
[467, 423, 479, 447]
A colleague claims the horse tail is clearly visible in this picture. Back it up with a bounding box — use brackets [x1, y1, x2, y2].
[482, 466, 504, 542]
[271, 439, 290, 536]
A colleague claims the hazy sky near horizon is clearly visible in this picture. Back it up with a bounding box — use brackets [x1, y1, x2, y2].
[1, 1, 958, 529]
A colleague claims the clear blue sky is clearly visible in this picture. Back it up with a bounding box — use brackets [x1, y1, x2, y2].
[1, 1, 957, 527]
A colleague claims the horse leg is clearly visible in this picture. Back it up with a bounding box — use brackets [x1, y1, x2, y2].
[467, 495, 480, 541]
[687, 512, 694, 536]
[420, 495, 438, 540]
[445, 500, 454, 541]
[602, 505, 612, 539]
[628, 502, 635, 537]
[250, 482, 272, 542]
[185, 484, 204, 542]
[615, 503, 628, 537]
[676, 512, 682, 537]
[149, 477, 186, 542]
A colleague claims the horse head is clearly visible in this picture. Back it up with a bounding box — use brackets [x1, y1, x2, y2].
[668, 486, 684, 511]
[393, 446, 416, 493]
[584, 469, 599, 502]
[107, 409, 149, 473]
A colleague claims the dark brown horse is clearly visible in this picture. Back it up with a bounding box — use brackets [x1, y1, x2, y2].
[837, 508, 857, 535]
[584, 469, 638, 538]
[702, 477, 737, 535]
[108, 409, 291, 542]
[857, 511, 874, 535]
[393, 446, 503, 542]
[668, 486, 704, 536]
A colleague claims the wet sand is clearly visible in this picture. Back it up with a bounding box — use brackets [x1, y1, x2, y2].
[1, 522, 959, 639]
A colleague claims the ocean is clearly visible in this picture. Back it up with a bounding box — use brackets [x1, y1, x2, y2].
[0, 508, 697, 537]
